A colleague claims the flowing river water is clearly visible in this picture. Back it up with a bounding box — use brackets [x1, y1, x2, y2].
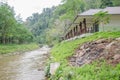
[0, 46, 50, 80]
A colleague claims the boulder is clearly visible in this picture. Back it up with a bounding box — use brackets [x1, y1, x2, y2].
[50, 62, 60, 75]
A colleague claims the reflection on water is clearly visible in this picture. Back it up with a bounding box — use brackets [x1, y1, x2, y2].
[0, 47, 50, 80]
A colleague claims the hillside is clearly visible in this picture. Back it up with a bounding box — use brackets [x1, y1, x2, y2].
[69, 38, 120, 66]
[47, 32, 120, 80]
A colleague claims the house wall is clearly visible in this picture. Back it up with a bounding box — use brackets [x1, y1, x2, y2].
[99, 15, 120, 31]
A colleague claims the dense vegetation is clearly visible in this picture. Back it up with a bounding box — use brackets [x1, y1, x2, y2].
[25, 0, 120, 45]
[48, 32, 120, 80]
[0, 2, 38, 54]
[0, 3, 33, 44]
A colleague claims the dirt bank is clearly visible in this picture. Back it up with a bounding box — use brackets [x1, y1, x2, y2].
[69, 37, 120, 66]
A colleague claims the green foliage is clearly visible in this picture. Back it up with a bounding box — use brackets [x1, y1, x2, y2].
[60, 0, 86, 20]
[94, 11, 110, 24]
[25, 7, 56, 44]
[50, 32, 120, 80]
[100, 0, 120, 8]
[84, 0, 102, 9]
[100, 0, 113, 8]
[0, 43, 38, 54]
[0, 2, 33, 44]
[112, 0, 120, 6]
[45, 63, 51, 78]
[0, 3, 16, 44]
[94, 11, 110, 31]
[14, 23, 33, 43]
[75, 62, 120, 80]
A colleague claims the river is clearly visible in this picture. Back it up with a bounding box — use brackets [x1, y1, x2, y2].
[0, 46, 50, 80]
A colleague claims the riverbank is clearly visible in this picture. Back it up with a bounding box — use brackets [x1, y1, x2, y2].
[47, 32, 120, 80]
[0, 43, 39, 54]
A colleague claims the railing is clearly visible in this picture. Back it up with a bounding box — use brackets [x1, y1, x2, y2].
[63, 18, 99, 40]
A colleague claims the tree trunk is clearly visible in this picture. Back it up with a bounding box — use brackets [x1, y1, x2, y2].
[2, 35, 5, 44]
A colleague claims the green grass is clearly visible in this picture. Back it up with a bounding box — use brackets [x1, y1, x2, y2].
[74, 62, 120, 80]
[0, 43, 39, 54]
[49, 32, 120, 80]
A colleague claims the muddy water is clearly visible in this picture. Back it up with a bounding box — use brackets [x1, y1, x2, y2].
[0, 47, 50, 80]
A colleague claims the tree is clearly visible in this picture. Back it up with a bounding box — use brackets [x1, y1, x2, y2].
[0, 3, 16, 44]
[60, 0, 85, 20]
[0, 3, 33, 44]
[14, 23, 33, 44]
[112, 0, 120, 6]
[94, 11, 110, 31]
[84, 0, 102, 9]
[25, 7, 57, 44]
[100, 0, 113, 8]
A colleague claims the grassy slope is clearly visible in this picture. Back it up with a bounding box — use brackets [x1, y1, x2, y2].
[50, 32, 120, 80]
[0, 43, 39, 54]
